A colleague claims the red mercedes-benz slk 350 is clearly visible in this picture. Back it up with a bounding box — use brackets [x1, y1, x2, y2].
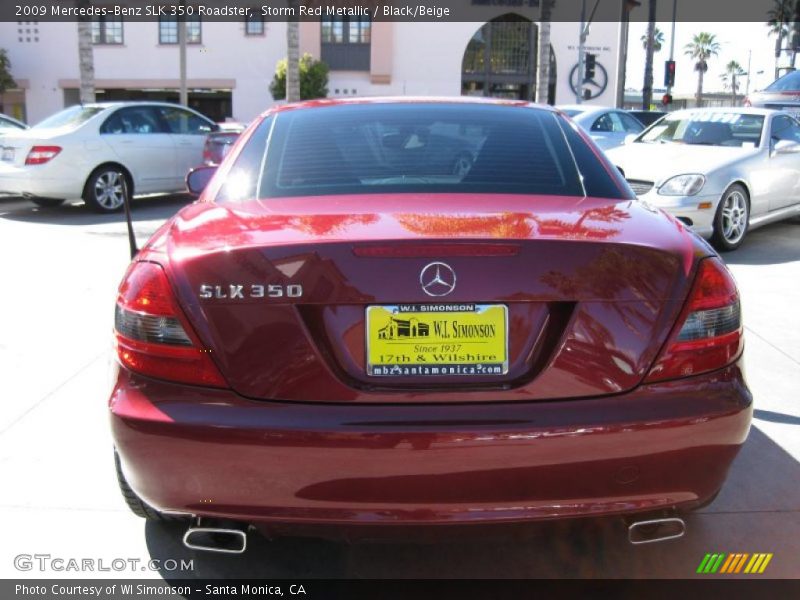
[108, 98, 751, 552]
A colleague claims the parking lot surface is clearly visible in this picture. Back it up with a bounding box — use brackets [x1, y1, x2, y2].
[0, 195, 798, 579]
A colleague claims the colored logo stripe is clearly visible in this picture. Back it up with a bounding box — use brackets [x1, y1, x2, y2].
[698, 553, 773, 574]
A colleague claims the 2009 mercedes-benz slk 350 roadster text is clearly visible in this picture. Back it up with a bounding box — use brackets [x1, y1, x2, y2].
[108, 98, 751, 551]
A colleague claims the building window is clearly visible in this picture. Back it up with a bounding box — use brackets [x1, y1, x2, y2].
[322, 17, 370, 44]
[348, 17, 371, 43]
[92, 16, 123, 45]
[159, 15, 201, 45]
[321, 17, 371, 71]
[245, 14, 264, 36]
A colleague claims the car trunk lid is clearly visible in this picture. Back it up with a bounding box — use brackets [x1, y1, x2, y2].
[163, 194, 701, 404]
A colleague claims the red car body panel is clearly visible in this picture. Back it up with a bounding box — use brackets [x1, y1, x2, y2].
[111, 362, 750, 526]
[110, 98, 751, 530]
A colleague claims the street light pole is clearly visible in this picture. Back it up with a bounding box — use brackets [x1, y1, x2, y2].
[576, 0, 587, 104]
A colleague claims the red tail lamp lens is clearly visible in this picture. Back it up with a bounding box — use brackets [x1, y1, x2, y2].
[114, 261, 226, 388]
[646, 258, 742, 382]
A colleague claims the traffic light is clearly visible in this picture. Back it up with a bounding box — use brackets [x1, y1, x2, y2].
[664, 60, 676, 88]
[585, 53, 597, 80]
[662, 93, 673, 105]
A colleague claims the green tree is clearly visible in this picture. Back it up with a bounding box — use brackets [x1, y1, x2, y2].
[641, 26, 665, 53]
[0, 49, 16, 95]
[721, 60, 746, 105]
[767, 0, 795, 78]
[684, 32, 721, 107]
[270, 53, 329, 101]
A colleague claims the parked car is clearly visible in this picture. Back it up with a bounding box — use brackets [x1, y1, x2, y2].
[746, 70, 800, 117]
[202, 122, 246, 166]
[0, 101, 217, 212]
[558, 105, 645, 150]
[0, 113, 27, 135]
[627, 109, 667, 128]
[607, 107, 800, 251]
[110, 98, 750, 552]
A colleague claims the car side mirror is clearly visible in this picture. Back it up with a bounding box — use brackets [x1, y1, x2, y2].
[624, 133, 638, 145]
[186, 165, 217, 197]
[772, 139, 800, 155]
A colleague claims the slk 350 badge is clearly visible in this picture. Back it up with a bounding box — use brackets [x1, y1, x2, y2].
[199, 284, 303, 299]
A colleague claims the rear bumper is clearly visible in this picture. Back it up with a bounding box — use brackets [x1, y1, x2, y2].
[110, 362, 751, 527]
[0, 164, 82, 199]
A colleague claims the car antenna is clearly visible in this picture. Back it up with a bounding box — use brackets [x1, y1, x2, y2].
[120, 172, 138, 259]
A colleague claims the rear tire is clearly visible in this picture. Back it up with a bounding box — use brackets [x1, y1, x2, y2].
[83, 166, 130, 213]
[29, 197, 65, 208]
[711, 184, 749, 252]
[114, 451, 181, 522]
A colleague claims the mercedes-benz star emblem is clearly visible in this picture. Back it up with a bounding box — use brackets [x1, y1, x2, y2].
[568, 62, 609, 100]
[420, 262, 456, 297]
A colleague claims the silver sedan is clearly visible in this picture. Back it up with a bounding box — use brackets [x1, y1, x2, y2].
[558, 105, 645, 151]
[606, 107, 800, 251]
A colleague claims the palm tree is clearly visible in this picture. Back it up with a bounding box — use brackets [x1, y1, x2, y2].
[684, 32, 721, 107]
[76, 0, 95, 103]
[642, 0, 657, 110]
[286, 0, 300, 103]
[641, 27, 665, 53]
[535, 0, 553, 104]
[767, 0, 794, 78]
[721, 61, 746, 106]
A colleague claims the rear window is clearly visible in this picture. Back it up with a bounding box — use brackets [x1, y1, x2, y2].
[766, 70, 800, 91]
[219, 103, 586, 201]
[33, 105, 105, 130]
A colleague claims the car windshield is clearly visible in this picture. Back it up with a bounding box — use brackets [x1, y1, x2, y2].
[218, 103, 586, 201]
[33, 105, 105, 130]
[637, 112, 764, 147]
[765, 70, 800, 91]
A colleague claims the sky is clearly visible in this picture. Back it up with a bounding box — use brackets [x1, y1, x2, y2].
[625, 22, 781, 97]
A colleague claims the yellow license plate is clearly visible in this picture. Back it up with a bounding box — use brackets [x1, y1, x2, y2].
[366, 303, 508, 377]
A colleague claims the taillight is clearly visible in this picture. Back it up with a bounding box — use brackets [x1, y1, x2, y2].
[25, 145, 62, 165]
[645, 258, 742, 382]
[202, 143, 214, 165]
[114, 261, 227, 388]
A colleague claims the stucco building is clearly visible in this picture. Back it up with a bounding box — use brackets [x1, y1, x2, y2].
[0, 7, 627, 124]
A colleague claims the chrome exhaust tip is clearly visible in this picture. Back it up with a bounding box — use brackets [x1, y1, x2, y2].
[182, 518, 248, 554]
[627, 516, 686, 545]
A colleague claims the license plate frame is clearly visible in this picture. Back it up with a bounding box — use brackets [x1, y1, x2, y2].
[1, 147, 14, 162]
[365, 303, 508, 378]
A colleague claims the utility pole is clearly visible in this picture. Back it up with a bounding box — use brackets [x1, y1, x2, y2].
[746, 49, 752, 97]
[178, 0, 187, 106]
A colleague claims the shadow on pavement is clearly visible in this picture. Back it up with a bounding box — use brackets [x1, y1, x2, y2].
[754, 409, 800, 426]
[0, 194, 191, 226]
[723, 220, 800, 266]
[143, 427, 799, 580]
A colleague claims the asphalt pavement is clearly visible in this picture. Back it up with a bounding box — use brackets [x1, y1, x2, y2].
[0, 195, 798, 579]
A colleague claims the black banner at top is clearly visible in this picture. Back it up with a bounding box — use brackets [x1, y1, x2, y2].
[2, 0, 799, 23]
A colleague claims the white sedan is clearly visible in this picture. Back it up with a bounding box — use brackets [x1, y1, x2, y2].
[0, 102, 216, 212]
[607, 107, 800, 251]
[558, 105, 645, 150]
[0, 113, 27, 135]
